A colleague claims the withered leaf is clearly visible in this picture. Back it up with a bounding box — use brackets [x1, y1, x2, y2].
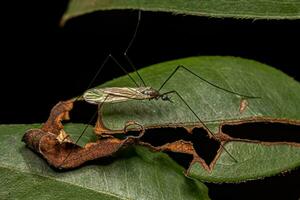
[22, 100, 145, 169]
[1, 124, 209, 200]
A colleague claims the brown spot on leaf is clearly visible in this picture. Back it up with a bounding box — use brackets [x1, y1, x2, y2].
[239, 99, 248, 113]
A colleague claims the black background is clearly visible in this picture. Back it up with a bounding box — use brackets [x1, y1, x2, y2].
[2, 1, 300, 199]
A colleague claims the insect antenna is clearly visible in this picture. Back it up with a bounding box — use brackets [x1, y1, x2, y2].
[123, 10, 147, 87]
[162, 90, 238, 162]
[159, 65, 260, 99]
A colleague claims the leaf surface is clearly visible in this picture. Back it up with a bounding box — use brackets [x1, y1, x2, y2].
[0, 124, 209, 200]
[62, 0, 300, 23]
[91, 56, 300, 182]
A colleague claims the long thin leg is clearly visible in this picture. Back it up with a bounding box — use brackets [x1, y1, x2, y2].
[75, 53, 140, 102]
[158, 65, 260, 99]
[163, 90, 238, 162]
[123, 10, 147, 87]
[59, 95, 110, 168]
[79, 11, 145, 95]
[74, 55, 110, 101]
[108, 54, 139, 87]
[58, 109, 98, 168]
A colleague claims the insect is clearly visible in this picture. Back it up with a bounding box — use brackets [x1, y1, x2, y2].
[61, 11, 260, 166]
[62, 12, 259, 164]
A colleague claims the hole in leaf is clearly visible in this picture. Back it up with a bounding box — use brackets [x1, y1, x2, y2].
[222, 122, 300, 143]
[141, 127, 189, 146]
[70, 101, 97, 124]
[140, 127, 220, 166]
[192, 128, 220, 166]
[166, 151, 194, 169]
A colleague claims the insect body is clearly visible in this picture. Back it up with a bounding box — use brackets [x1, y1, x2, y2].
[83, 86, 170, 104]
[80, 63, 259, 163]
[22, 10, 262, 170]
[61, 11, 260, 166]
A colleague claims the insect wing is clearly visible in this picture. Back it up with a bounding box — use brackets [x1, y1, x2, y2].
[83, 87, 150, 104]
[103, 87, 150, 99]
[83, 88, 128, 104]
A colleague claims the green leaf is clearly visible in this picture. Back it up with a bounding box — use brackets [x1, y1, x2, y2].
[189, 142, 300, 183]
[62, 0, 300, 23]
[92, 56, 300, 182]
[99, 56, 300, 129]
[0, 124, 209, 200]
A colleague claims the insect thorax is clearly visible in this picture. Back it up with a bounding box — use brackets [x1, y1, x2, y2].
[138, 87, 160, 98]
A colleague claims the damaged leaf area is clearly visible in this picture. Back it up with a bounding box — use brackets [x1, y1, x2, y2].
[22, 101, 144, 169]
[2, 124, 209, 200]
[22, 56, 300, 183]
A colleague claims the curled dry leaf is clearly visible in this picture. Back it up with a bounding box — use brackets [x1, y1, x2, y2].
[22, 100, 145, 169]
[22, 100, 213, 170]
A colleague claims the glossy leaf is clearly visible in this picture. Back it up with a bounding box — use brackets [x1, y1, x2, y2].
[62, 0, 300, 23]
[0, 124, 209, 200]
[91, 56, 300, 182]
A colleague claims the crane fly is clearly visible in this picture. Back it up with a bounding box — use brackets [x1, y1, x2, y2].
[84, 87, 171, 104]
[60, 11, 260, 167]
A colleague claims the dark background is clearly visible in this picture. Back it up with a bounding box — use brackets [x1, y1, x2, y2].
[2, 1, 300, 199]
